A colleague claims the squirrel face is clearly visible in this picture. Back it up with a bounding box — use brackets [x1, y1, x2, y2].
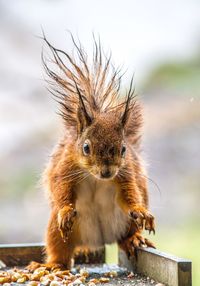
[77, 113, 126, 180]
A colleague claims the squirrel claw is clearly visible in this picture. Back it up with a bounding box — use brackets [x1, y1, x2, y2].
[129, 211, 144, 228]
[130, 207, 155, 234]
[144, 212, 155, 235]
[123, 232, 156, 259]
[144, 238, 156, 248]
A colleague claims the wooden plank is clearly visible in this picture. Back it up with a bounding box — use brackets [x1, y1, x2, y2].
[119, 247, 192, 286]
[0, 243, 192, 286]
[0, 243, 105, 267]
[0, 243, 45, 266]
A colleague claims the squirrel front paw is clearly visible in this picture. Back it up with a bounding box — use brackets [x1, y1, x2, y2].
[58, 204, 77, 242]
[129, 206, 155, 234]
[121, 232, 156, 258]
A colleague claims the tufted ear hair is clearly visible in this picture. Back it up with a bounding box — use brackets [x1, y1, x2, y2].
[120, 77, 135, 128]
[74, 80, 93, 133]
[122, 101, 143, 141]
[77, 105, 92, 133]
[120, 77, 143, 142]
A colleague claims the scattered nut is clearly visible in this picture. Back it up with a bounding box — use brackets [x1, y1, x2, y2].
[99, 277, 110, 283]
[73, 278, 83, 285]
[105, 270, 117, 278]
[49, 281, 61, 286]
[0, 277, 11, 283]
[17, 276, 27, 283]
[87, 283, 96, 286]
[79, 268, 89, 278]
[89, 278, 99, 284]
[26, 281, 39, 286]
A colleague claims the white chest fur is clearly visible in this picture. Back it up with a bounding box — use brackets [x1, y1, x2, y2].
[75, 176, 130, 248]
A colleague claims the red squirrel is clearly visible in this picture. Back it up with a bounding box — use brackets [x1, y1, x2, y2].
[28, 34, 155, 271]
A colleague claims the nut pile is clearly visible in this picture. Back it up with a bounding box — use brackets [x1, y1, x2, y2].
[0, 266, 114, 286]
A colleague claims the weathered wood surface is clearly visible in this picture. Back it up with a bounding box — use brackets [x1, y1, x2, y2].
[0, 244, 192, 285]
[0, 243, 44, 267]
[119, 247, 192, 286]
[0, 243, 105, 266]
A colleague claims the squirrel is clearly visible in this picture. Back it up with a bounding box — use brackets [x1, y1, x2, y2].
[28, 34, 155, 271]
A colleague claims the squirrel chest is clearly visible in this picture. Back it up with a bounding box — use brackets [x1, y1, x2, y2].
[75, 175, 130, 247]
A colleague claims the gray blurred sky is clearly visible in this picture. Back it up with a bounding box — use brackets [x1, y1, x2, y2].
[1, 0, 200, 83]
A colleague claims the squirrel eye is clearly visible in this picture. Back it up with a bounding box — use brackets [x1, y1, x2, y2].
[121, 145, 126, 157]
[83, 141, 90, 156]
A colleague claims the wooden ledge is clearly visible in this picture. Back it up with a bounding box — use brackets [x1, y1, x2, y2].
[0, 244, 192, 286]
[119, 247, 192, 286]
[0, 243, 105, 266]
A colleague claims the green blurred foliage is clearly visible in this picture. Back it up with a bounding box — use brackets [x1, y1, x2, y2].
[142, 55, 200, 94]
[154, 223, 200, 286]
[0, 168, 37, 199]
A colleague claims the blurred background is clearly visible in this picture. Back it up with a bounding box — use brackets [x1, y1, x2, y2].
[0, 0, 199, 284]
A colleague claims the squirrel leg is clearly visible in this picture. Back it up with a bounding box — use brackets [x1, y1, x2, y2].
[118, 193, 155, 234]
[116, 169, 155, 235]
[46, 210, 75, 269]
[27, 210, 75, 271]
[118, 203, 155, 259]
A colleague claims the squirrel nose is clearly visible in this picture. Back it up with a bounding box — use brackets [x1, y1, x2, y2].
[101, 169, 111, 178]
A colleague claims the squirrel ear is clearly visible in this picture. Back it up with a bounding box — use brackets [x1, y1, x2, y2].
[74, 80, 93, 133]
[120, 99, 131, 128]
[77, 105, 92, 133]
[121, 107, 130, 128]
[120, 78, 135, 128]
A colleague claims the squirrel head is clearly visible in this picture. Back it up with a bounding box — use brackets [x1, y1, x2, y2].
[76, 112, 126, 179]
[42, 33, 143, 179]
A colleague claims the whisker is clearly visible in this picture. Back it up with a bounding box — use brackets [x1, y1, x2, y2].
[75, 172, 91, 185]
[60, 170, 84, 180]
[139, 173, 162, 197]
[118, 167, 161, 196]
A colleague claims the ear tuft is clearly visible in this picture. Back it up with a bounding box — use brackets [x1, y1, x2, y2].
[74, 79, 93, 133]
[121, 77, 135, 128]
[123, 101, 143, 143]
[77, 106, 92, 133]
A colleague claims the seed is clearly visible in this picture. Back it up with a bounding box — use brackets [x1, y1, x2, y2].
[89, 278, 99, 284]
[73, 278, 83, 285]
[49, 281, 61, 286]
[79, 268, 89, 278]
[17, 277, 27, 283]
[105, 271, 117, 278]
[0, 277, 11, 284]
[27, 282, 39, 286]
[99, 277, 110, 283]
[87, 283, 96, 286]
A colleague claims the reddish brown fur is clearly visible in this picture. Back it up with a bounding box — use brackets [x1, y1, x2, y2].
[27, 34, 155, 271]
